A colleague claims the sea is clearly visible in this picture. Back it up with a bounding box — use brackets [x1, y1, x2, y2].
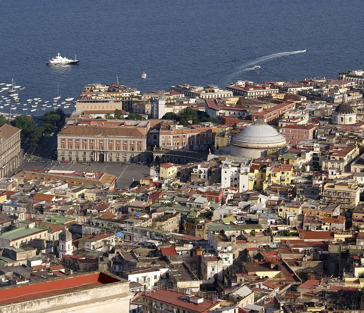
[0, 0, 364, 116]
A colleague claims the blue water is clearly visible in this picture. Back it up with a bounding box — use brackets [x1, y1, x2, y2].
[0, 0, 363, 115]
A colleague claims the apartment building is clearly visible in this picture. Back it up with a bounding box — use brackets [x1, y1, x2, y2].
[323, 182, 360, 214]
[0, 124, 22, 178]
[75, 83, 141, 113]
[158, 125, 217, 151]
[322, 145, 359, 172]
[252, 101, 296, 123]
[170, 84, 233, 99]
[226, 81, 279, 98]
[221, 158, 251, 192]
[142, 289, 221, 313]
[281, 124, 316, 146]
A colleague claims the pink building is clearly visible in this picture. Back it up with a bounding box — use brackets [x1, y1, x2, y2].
[281, 124, 316, 146]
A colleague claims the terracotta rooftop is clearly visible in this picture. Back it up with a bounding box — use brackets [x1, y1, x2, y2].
[143, 289, 220, 312]
[59, 125, 146, 137]
[0, 272, 121, 306]
[160, 246, 177, 256]
[299, 230, 334, 240]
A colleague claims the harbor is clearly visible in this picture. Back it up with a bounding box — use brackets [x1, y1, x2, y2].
[0, 81, 76, 117]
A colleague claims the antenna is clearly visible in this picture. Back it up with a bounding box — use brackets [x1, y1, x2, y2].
[116, 76, 119, 85]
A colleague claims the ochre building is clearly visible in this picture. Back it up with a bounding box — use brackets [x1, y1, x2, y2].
[0, 124, 22, 178]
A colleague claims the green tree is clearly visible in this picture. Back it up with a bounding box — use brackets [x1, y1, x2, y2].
[162, 112, 179, 121]
[114, 109, 123, 119]
[105, 113, 113, 119]
[11, 115, 36, 139]
[126, 113, 144, 120]
[43, 111, 61, 127]
[29, 127, 43, 153]
[0, 116, 8, 127]
[179, 108, 199, 126]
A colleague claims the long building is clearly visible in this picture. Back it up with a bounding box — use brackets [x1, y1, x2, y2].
[170, 84, 233, 99]
[57, 120, 149, 163]
[0, 124, 22, 178]
[226, 81, 279, 98]
[142, 289, 221, 313]
[75, 83, 141, 113]
[157, 124, 217, 151]
[0, 272, 132, 313]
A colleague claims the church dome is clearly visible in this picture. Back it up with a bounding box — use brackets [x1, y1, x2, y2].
[335, 103, 354, 114]
[59, 228, 72, 242]
[230, 120, 287, 158]
[231, 120, 287, 149]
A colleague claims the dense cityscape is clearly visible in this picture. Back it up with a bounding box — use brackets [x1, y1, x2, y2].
[1, 69, 364, 312]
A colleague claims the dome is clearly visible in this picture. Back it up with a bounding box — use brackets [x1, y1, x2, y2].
[59, 228, 72, 242]
[231, 121, 287, 149]
[335, 103, 354, 114]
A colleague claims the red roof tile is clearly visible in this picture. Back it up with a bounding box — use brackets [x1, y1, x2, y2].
[160, 246, 177, 256]
[143, 290, 220, 313]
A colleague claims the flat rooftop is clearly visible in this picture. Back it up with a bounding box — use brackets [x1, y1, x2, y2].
[0, 272, 121, 306]
[0, 227, 46, 241]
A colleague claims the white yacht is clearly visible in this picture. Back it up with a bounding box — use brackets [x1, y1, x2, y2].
[141, 72, 147, 79]
[47, 53, 79, 65]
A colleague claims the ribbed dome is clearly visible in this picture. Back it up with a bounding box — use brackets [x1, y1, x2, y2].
[231, 122, 287, 149]
[59, 228, 72, 242]
[335, 103, 354, 114]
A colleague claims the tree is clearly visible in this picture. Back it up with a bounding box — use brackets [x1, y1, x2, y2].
[162, 108, 220, 126]
[179, 108, 199, 126]
[162, 112, 179, 121]
[11, 115, 36, 139]
[105, 113, 113, 119]
[126, 113, 144, 120]
[43, 111, 61, 127]
[0, 116, 8, 127]
[114, 109, 123, 119]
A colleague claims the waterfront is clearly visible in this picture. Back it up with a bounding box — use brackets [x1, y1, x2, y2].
[0, 0, 364, 116]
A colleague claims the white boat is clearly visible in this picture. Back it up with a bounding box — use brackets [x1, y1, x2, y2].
[30, 109, 36, 112]
[8, 79, 17, 94]
[141, 72, 147, 79]
[47, 52, 79, 65]
[253, 65, 261, 69]
[65, 97, 74, 101]
[54, 96, 61, 100]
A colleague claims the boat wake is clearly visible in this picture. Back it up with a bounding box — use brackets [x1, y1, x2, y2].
[242, 66, 260, 72]
[226, 49, 306, 83]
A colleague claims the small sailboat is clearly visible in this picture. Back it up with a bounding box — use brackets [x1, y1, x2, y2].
[141, 72, 147, 79]
[8, 79, 16, 94]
